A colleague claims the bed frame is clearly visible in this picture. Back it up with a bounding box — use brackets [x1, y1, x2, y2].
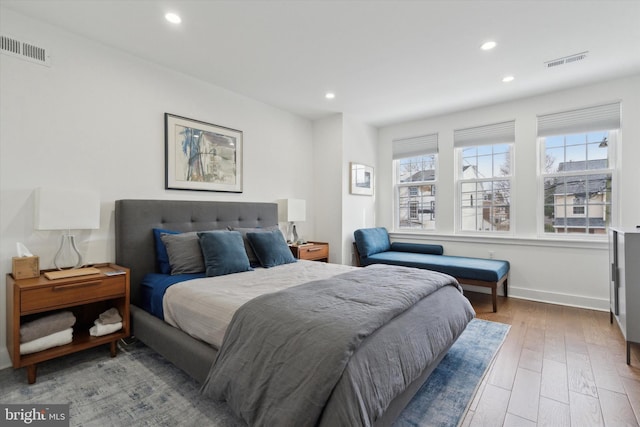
[114, 199, 453, 426]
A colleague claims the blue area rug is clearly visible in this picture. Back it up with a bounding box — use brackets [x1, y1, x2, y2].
[0, 318, 508, 426]
[394, 318, 510, 427]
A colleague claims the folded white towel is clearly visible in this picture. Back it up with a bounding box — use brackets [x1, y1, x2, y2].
[20, 328, 73, 355]
[89, 320, 122, 337]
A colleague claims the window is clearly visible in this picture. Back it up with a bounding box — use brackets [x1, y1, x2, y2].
[454, 121, 515, 232]
[538, 103, 619, 236]
[393, 134, 438, 230]
[541, 131, 612, 234]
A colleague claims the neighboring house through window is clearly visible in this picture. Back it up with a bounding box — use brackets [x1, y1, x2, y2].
[454, 121, 515, 233]
[538, 103, 619, 236]
[393, 134, 438, 230]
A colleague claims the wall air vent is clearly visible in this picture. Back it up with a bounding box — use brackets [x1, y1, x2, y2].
[544, 51, 588, 69]
[1, 34, 51, 67]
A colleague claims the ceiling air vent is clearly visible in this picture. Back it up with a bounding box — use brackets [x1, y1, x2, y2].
[544, 51, 588, 69]
[1, 34, 51, 67]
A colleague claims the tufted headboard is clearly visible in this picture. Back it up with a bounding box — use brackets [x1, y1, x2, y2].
[115, 199, 278, 306]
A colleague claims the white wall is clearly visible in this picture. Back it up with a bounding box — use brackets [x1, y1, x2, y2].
[342, 116, 377, 265]
[312, 114, 378, 265]
[0, 9, 317, 368]
[312, 114, 344, 263]
[377, 74, 640, 311]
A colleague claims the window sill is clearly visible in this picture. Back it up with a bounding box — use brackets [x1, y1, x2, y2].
[389, 230, 608, 250]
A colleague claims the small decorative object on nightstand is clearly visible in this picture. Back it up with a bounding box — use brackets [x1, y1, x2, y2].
[6, 263, 130, 384]
[289, 241, 329, 262]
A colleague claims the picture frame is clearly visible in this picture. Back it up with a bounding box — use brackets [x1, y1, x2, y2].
[350, 162, 374, 196]
[165, 113, 243, 193]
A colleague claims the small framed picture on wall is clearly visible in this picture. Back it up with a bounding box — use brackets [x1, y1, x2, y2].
[350, 162, 374, 196]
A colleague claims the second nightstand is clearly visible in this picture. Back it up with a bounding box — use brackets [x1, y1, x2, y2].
[289, 241, 329, 262]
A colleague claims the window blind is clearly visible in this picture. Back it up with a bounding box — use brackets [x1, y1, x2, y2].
[392, 133, 438, 160]
[537, 102, 620, 137]
[453, 120, 515, 147]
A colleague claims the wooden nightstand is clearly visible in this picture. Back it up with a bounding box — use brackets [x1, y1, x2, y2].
[289, 242, 329, 262]
[6, 263, 130, 384]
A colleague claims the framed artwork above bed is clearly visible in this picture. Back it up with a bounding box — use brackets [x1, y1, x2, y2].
[165, 113, 243, 193]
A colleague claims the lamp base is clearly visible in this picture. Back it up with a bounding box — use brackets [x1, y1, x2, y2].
[292, 224, 299, 244]
[54, 234, 84, 270]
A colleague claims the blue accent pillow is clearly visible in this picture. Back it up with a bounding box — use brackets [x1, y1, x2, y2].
[153, 228, 180, 274]
[354, 227, 391, 258]
[390, 242, 443, 255]
[246, 230, 296, 268]
[228, 225, 281, 267]
[197, 231, 252, 277]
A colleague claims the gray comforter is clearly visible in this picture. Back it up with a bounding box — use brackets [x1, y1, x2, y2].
[201, 264, 475, 427]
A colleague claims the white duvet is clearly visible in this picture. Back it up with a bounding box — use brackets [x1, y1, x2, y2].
[163, 260, 356, 348]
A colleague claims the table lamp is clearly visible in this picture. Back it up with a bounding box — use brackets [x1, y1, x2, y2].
[277, 199, 306, 244]
[34, 187, 100, 270]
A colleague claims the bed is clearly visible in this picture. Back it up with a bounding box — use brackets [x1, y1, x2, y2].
[115, 199, 475, 427]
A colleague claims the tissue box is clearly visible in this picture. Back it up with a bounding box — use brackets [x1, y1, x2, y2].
[12, 256, 40, 280]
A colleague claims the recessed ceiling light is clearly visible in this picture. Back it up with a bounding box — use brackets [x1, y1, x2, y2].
[502, 75, 515, 83]
[165, 12, 182, 24]
[481, 41, 497, 51]
[325, 92, 335, 99]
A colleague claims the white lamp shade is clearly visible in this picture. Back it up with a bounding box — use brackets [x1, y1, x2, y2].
[277, 199, 306, 222]
[34, 187, 101, 230]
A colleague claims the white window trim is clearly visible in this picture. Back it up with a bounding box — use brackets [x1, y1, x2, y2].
[455, 144, 515, 235]
[536, 130, 617, 239]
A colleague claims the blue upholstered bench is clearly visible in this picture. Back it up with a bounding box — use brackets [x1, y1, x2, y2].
[353, 227, 510, 312]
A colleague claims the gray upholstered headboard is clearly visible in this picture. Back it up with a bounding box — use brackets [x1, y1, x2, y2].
[115, 199, 278, 306]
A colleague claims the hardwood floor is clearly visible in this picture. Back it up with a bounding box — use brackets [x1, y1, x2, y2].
[462, 291, 640, 427]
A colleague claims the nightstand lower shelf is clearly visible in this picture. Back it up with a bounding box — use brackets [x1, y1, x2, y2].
[19, 328, 127, 383]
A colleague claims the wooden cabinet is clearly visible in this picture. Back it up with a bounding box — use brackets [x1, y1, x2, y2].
[6, 263, 130, 383]
[609, 228, 640, 365]
[289, 242, 329, 262]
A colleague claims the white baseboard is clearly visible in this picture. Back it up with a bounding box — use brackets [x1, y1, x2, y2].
[461, 284, 609, 312]
[509, 286, 609, 311]
[0, 347, 11, 370]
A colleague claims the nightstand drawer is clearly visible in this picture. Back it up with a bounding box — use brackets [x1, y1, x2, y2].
[297, 244, 329, 261]
[21, 276, 126, 313]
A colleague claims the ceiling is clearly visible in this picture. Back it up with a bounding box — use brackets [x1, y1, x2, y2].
[3, 0, 640, 126]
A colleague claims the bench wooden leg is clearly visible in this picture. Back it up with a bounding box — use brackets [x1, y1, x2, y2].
[492, 286, 497, 313]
